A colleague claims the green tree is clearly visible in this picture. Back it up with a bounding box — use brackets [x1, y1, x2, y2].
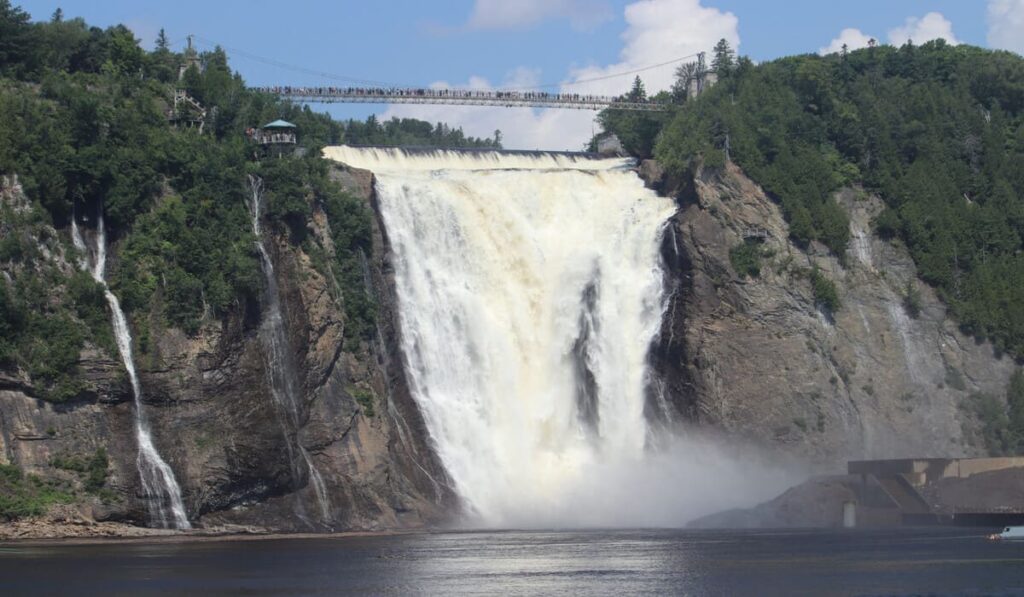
[0, 0, 35, 76]
[627, 76, 646, 101]
[712, 38, 735, 76]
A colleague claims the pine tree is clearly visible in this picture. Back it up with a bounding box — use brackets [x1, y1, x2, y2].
[712, 38, 735, 75]
[627, 76, 646, 101]
[671, 61, 699, 102]
[156, 28, 169, 52]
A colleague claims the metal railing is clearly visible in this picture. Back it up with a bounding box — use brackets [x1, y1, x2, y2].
[257, 87, 673, 112]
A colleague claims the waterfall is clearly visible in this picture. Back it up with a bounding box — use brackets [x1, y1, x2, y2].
[71, 212, 190, 529]
[246, 175, 331, 523]
[886, 297, 924, 385]
[326, 146, 677, 526]
[852, 228, 873, 270]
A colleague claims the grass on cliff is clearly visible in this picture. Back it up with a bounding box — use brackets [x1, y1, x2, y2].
[50, 447, 109, 494]
[0, 463, 74, 521]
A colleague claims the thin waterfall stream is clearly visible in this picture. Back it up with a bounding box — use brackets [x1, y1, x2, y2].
[246, 175, 331, 524]
[71, 211, 190, 529]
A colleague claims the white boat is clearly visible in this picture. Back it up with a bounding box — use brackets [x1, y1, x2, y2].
[989, 526, 1024, 540]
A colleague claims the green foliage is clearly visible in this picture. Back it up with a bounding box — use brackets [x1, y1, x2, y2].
[0, 463, 74, 521]
[657, 41, 1024, 355]
[320, 184, 378, 342]
[67, 270, 115, 354]
[712, 38, 735, 76]
[51, 447, 109, 493]
[341, 115, 500, 148]
[810, 268, 841, 313]
[966, 370, 1024, 456]
[729, 239, 765, 278]
[969, 392, 1013, 455]
[903, 280, 922, 318]
[352, 387, 376, 417]
[0, 4, 497, 398]
[1, 257, 90, 401]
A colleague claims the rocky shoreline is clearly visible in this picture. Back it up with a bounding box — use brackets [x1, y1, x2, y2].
[0, 508, 412, 544]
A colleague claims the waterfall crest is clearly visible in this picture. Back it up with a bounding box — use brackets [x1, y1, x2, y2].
[331, 146, 677, 526]
[71, 213, 190, 529]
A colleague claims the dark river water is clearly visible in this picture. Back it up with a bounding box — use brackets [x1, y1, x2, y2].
[1, 528, 1023, 596]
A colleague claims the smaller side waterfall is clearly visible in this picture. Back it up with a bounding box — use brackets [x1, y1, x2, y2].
[886, 296, 924, 385]
[71, 213, 190, 529]
[247, 175, 331, 523]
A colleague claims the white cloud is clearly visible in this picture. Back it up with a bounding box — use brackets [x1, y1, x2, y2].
[381, 71, 598, 151]
[384, 0, 739, 151]
[887, 12, 960, 47]
[567, 0, 739, 96]
[467, 0, 613, 31]
[819, 28, 875, 56]
[988, 0, 1024, 54]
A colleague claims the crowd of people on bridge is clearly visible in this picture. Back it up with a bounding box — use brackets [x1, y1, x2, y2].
[255, 86, 660, 106]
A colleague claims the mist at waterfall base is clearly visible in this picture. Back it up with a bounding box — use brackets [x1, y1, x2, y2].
[326, 147, 799, 528]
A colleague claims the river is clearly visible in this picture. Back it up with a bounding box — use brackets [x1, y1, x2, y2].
[2, 528, 1022, 595]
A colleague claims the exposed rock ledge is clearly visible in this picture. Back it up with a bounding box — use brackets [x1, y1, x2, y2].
[645, 159, 1016, 465]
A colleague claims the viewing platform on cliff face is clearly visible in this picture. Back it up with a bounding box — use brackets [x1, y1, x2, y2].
[258, 86, 673, 112]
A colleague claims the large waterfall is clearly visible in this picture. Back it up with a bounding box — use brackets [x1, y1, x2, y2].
[71, 212, 190, 529]
[325, 147, 678, 526]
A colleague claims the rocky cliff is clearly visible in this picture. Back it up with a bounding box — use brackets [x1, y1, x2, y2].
[3, 155, 1019, 534]
[0, 167, 453, 532]
[648, 160, 1017, 465]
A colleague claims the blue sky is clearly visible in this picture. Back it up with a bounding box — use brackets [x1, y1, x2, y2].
[15, 1, 1024, 149]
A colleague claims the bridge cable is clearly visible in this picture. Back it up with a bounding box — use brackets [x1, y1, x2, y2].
[510, 51, 704, 90]
[191, 35, 402, 87]
[192, 35, 703, 93]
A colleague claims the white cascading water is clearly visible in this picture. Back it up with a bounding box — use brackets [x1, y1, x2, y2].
[324, 146, 678, 526]
[71, 213, 190, 529]
[246, 176, 331, 523]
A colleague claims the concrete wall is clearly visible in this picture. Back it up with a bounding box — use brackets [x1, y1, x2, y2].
[849, 457, 1024, 486]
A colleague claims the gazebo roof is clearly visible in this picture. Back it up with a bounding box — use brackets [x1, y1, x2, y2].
[262, 119, 297, 129]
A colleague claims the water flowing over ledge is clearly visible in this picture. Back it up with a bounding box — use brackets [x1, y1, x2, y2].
[327, 145, 682, 526]
[323, 145, 635, 173]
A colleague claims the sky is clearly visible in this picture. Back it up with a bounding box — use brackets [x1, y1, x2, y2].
[16, 0, 1024, 150]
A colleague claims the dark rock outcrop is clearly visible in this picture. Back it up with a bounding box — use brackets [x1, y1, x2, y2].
[645, 160, 1017, 465]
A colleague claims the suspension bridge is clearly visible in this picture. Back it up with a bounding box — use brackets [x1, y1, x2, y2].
[183, 36, 705, 112]
[259, 86, 672, 112]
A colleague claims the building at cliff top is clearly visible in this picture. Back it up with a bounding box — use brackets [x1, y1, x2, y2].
[248, 120, 298, 157]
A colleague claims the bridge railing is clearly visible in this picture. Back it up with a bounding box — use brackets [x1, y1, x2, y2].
[257, 86, 672, 112]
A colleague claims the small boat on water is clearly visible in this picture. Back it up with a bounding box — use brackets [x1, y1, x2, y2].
[988, 526, 1024, 541]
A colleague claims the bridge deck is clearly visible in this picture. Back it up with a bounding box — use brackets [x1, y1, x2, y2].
[260, 87, 672, 112]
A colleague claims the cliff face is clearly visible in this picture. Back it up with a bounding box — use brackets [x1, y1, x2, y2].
[0, 168, 453, 531]
[3, 156, 1017, 532]
[649, 161, 1017, 465]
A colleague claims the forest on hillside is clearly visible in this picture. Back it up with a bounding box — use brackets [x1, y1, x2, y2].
[602, 39, 1024, 361]
[593, 39, 1024, 454]
[0, 1, 495, 401]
